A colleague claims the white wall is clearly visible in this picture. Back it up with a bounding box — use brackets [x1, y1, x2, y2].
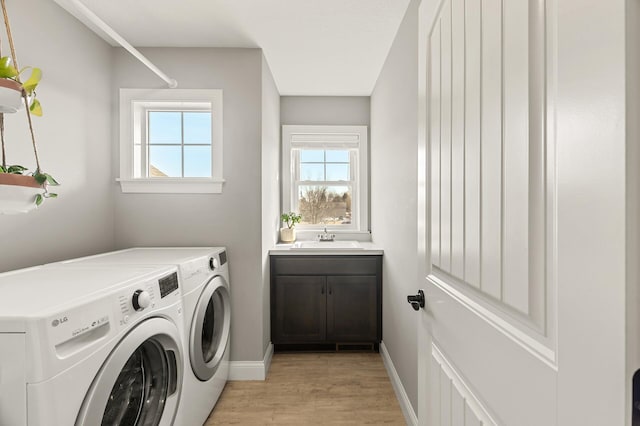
[370, 0, 419, 413]
[261, 56, 281, 355]
[0, 0, 114, 272]
[627, 0, 640, 421]
[281, 96, 370, 126]
[112, 47, 268, 362]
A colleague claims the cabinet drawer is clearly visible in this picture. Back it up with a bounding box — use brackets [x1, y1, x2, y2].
[272, 256, 380, 275]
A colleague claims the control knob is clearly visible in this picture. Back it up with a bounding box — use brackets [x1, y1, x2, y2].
[132, 289, 151, 311]
[209, 257, 219, 270]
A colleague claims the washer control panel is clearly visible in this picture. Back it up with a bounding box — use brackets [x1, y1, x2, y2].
[46, 267, 182, 355]
[116, 270, 181, 327]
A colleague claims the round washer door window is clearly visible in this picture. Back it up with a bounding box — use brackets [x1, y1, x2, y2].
[190, 275, 231, 381]
[76, 318, 182, 426]
[102, 339, 168, 425]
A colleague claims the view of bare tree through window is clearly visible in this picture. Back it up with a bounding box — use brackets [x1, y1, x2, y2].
[295, 147, 353, 226]
[298, 186, 351, 225]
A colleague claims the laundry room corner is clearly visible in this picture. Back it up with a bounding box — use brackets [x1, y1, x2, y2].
[111, 46, 281, 371]
[259, 52, 281, 380]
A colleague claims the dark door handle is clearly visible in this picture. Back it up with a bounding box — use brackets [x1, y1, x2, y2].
[407, 290, 425, 311]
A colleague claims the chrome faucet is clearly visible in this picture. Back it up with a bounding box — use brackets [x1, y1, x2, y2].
[317, 227, 336, 242]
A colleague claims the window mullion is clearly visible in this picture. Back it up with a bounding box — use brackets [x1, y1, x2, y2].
[323, 149, 327, 181]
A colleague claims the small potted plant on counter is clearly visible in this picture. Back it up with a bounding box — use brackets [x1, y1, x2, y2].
[280, 212, 302, 243]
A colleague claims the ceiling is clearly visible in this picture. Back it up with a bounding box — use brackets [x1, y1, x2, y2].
[54, 0, 411, 96]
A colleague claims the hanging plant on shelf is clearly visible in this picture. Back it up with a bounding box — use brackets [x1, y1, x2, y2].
[0, 0, 58, 214]
[0, 55, 42, 116]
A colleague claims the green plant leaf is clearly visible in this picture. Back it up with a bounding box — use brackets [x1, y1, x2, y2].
[7, 165, 27, 174]
[280, 211, 302, 228]
[29, 98, 42, 116]
[21, 67, 41, 94]
[0, 56, 18, 79]
[35, 194, 43, 206]
[33, 173, 46, 185]
[45, 173, 59, 185]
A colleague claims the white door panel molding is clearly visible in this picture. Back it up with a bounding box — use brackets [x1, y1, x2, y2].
[427, 0, 552, 340]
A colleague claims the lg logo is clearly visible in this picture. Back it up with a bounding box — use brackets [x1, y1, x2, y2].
[51, 316, 68, 327]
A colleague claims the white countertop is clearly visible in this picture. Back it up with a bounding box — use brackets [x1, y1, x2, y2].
[269, 241, 383, 255]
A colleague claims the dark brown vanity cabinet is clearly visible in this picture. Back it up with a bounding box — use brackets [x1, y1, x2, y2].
[270, 255, 382, 346]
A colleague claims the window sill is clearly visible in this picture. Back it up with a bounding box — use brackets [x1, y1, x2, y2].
[117, 178, 225, 194]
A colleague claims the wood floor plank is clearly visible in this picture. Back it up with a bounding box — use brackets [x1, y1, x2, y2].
[204, 352, 405, 425]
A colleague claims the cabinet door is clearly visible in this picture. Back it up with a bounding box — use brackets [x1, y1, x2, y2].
[326, 275, 379, 342]
[273, 275, 326, 343]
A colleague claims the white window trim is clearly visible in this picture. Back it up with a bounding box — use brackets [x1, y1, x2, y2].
[118, 88, 224, 194]
[282, 125, 369, 233]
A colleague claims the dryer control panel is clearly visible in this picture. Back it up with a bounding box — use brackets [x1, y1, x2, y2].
[159, 272, 179, 297]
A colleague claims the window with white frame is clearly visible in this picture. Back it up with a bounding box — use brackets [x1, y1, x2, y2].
[119, 89, 224, 193]
[282, 125, 368, 231]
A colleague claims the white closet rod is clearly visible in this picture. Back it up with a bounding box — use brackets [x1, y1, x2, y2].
[64, 0, 178, 88]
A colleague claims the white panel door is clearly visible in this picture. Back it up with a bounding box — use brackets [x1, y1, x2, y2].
[416, 0, 627, 424]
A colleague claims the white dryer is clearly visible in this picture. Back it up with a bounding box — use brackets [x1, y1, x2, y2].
[0, 264, 184, 426]
[58, 247, 232, 426]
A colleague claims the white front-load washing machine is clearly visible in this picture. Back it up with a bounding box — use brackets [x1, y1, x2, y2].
[0, 264, 184, 426]
[57, 247, 232, 426]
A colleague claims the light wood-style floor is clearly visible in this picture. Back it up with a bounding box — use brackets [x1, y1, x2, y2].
[205, 352, 405, 425]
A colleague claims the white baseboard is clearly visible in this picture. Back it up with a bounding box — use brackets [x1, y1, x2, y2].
[380, 341, 418, 426]
[229, 343, 274, 380]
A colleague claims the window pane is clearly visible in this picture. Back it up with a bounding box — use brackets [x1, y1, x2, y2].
[300, 150, 324, 163]
[297, 185, 352, 225]
[184, 112, 212, 144]
[326, 164, 349, 181]
[300, 164, 324, 181]
[184, 146, 212, 177]
[148, 112, 181, 144]
[326, 150, 349, 162]
[149, 146, 181, 177]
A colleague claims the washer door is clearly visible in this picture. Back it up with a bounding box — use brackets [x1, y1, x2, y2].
[76, 318, 182, 426]
[190, 275, 231, 381]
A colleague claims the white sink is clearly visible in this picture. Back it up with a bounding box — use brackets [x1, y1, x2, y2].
[290, 241, 364, 250]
